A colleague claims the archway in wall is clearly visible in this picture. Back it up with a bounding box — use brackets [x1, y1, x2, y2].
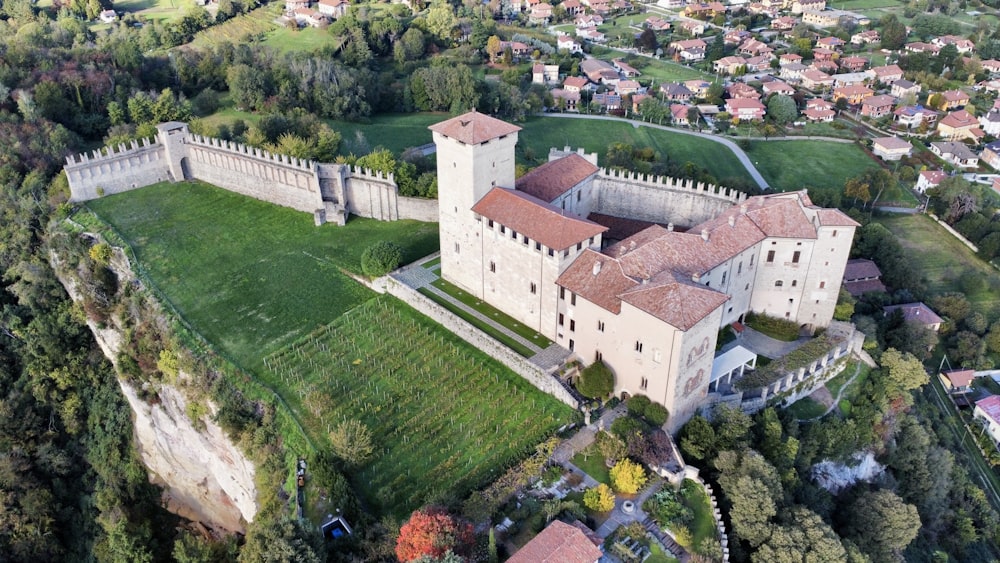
[620, 391, 630, 401]
[180, 157, 192, 181]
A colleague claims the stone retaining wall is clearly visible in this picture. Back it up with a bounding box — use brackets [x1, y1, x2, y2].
[383, 276, 580, 409]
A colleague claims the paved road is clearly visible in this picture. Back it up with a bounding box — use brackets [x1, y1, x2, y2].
[541, 113, 771, 190]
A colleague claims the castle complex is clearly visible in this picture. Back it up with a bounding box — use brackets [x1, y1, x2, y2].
[430, 111, 858, 429]
[65, 112, 857, 431]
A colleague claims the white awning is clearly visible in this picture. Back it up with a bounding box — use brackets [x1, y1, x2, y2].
[711, 345, 757, 383]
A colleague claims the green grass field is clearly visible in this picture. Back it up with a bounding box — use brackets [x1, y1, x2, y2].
[264, 296, 575, 516]
[746, 140, 882, 194]
[571, 447, 612, 485]
[522, 117, 753, 185]
[681, 480, 717, 551]
[876, 214, 1000, 317]
[331, 113, 448, 156]
[262, 25, 344, 53]
[86, 181, 439, 367]
[114, 0, 190, 21]
[189, 5, 278, 48]
[596, 55, 714, 83]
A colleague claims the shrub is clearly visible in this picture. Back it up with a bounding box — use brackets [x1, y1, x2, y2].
[329, 419, 376, 467]
[89, 242, 112, 265]
[744, 311, 801, 341]
[609, 458, 647, 494]
[610, 416, 645, 440]
[643, 402, 669, 427]
[626, 394, 651, 417]
[577, 360, 614, 399]
[583, 483, 615, 512]
[360, 241, 403, 277]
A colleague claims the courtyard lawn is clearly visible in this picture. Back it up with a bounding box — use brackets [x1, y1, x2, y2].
[85, 181, 439, 367]
[876, 214, 1000, 317]
[264, 296, 575, 516]
[745, 140, 883, 195]
[522, 116, 754, 186]
[330, 113, 447, 156]
[595, 55, 715, 83]
[571, 447, 612, 485]
[682, 482, 717, 551]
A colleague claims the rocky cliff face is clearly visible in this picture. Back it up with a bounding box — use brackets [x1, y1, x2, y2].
[54, 250, 257, 535]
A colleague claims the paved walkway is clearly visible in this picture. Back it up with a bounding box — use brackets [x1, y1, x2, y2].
[738, 326, 809, 360]
[540, 113, 770, 190]
[551, 404, 628, 464]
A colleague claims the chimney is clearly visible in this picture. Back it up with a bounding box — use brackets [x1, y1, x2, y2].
[692, 272, 700, 282]
[593, 261, 602, 275]
[701, 229, 710, 242]
[740, 203, 748, 214]
[629, 240, 637, 252]
[667, 223, 674, 232]
[728, 215, 736, 227]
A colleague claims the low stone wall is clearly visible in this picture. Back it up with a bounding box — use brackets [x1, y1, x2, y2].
[397, 195, 439, 222]
[594, 169, 745, 228]
[383, 276, 580, 409]
[929, 213, 979, 252]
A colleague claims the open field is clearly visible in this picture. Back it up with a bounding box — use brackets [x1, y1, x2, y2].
[745, 140, 882, 194]
[876, 214, 1000, 318]
[114, 0, 190, 21]
[86, 181, 439, 367]
[189, 6, 278, 48]
[262, 25, 345, 53]
[596, 54, 715, 83]
[264, 296, 575, 516]
[523, 116, 753, 185]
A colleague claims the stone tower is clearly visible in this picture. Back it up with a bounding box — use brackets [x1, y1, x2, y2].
[429, 111, 521, 298]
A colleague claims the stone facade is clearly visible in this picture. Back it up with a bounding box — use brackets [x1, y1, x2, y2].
[593, 170, 745, 227]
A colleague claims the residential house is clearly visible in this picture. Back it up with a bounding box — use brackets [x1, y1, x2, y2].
[671, 38, 708, 61]
[575, 14, 603, 29]
[861, 95, 895, 118]
[739, 38, 774, 58]
[803, 98, 836, 121]
[772, 16, 798, 30]
[613, 59, 641, 77]
[532, 64, 560, 85]
[940, 369, 976, 394]
[316, 0, 350, 17]
[802, 10, 842, 27]
[726, 98, 767, 121]
[562, 0, 585, 15]
[981, 140, 1000, 171]
[724, 29, 752, 46]
[501, 41, 532, 59]
[578, 28, 606, 42]
[976, 79, 1000, 95]
[671, 104, 693, 126]
[763, 80, 796, 96]
[868, 64, 904, 85]
[645, 16, 671, 31]
[816, 36, 846, 51]
[557, 35, 583, 53]
[529, 2, 553, 23]
[890, 79, 921, 100]
[938, 89, 970, 110]
[779, 53, 803, 66]
[727, 82, 761, 99]
[973, 395, 1000, 450]
[508, 521, 603, 563]
[684, 80, 712, 98]
[285, 0, 308, 10]
[684, 2, 727, 18]
[812, 59, 840, 74]
[979, 109, 1000, 136]
[842, 258, 886, 296]
[905, 42, 941, 55]
[792, 0, 825, 13]
[617, 80, 642, 96]
[930, 141, 980, 168]
[800, 69, 833, 90]
[915, 169, 948, 193]
[932, 35, 976, 54]
[551, 89, 581, 111]
[832, 72, 870, 87]
[660, 82, 694, 101]
[883, 302, 943, 332]
[894, 105, 937, 129]
[99, 9, 117, 22]
[851, 30, 879, 45]
[745, 55, 774, 73]
[593, 92, 622, 110]
[679, 21, 707, 37]
[833, 84, 874, 105]
[983, 59, 1000, 76]
[581, 59, 619, 84]
[563, 76, 590, 92]
[937, 110, 984, 142]
[839, 56, 868, 73]
[780, 62, 809, 83]
[871, 136, 912, 160]
[714, 56, 748, 75]
[631, 93, 651, 113]
[813, 48, 836, 62]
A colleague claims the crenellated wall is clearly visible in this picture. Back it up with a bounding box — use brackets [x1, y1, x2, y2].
[594, 169, 746, 229]
[65, 138, 171, 200]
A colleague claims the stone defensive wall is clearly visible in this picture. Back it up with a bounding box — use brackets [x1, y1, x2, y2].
[64, 138, 171, 201]
[343, 167, 439, 223]
[593, 169, 746, 228]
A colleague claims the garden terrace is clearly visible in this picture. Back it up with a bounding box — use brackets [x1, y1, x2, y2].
[264, 296, 576, 516]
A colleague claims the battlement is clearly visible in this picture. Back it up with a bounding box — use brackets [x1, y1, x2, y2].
[188, 134, 315, 173]
[549, 146, 599, 166]
[598, 168, 746, 204]
[65, 137, 159, 169]
[349, 166, 395, 184]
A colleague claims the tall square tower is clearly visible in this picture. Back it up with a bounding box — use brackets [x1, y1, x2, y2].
[429, 111, 521, 297]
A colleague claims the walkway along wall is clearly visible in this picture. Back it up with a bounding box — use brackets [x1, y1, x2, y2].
[382, 275, 581, 410]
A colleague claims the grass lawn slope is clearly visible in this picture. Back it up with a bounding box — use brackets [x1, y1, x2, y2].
[86, 181, 439, 367]
[747, 140, 880, 195]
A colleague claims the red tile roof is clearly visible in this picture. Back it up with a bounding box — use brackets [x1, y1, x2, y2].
[429, 110, 521, 145]
[516, 154, 599, 202]
[472, 188, 606, 250]
[883, 302, 943, 326]
[843, 258, 881, 281]
[507, 520, 603, 563]
[943, 369, 975, 389]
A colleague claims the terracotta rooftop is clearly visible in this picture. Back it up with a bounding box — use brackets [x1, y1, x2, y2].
[844, 278, 887, 297]
[507, 520, 603, 563]
[843, 258, 881, 281]
[873, 136, 912, 150]
[619, 272, 730, 330]
[429, 110, 521, 145]
[472, 188, 606, 251]
[883, 302, 943, 326]
[516, 154, 599, 203]
[942, 369, 975, 389]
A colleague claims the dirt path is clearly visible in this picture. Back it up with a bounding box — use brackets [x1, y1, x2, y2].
[801, 362, 863, 421]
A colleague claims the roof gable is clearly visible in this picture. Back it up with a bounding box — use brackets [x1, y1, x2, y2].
[429, 111, 521, 145]
[471, 188, 606, 250]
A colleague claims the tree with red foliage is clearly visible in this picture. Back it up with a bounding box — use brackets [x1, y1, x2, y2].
[395, 507, 474, 562]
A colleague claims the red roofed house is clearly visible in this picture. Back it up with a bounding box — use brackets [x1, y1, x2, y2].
[508, 521, 603, 563]
[974, 395, 1000, 450]
[842, 258, 886, 297]
[833, 85, 874, 105]
[932, 35, 976, 54]
[938, 89, 971, 110]
[871, 136, 912, 160]
[839, 56, 867, 73]
[801, 69, 833, 90]
[868, 64, 904, 85]
[727, 82, 761, 100]
[762, 80, 796, 96]
[851, 30, 879, 45]
[883, 302, 943, 332]
[726, 98, 767, 121]
[563, 76, 590, 92]
[316, 0, 350, 17]
[916, 169, 948, 193]
[939, 369, 975, 394]
[937, 109, 984, 142]
[861, 95, 896, 119]
[557, 35, 583, 53]
[430, 110, 858, 431]
[894, 105, 938, 129]
[780, 53, 803, 66]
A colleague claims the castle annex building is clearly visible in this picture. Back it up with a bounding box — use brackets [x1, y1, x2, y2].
[431, 111, 858, 429]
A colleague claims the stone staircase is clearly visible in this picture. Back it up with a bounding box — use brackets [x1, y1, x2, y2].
[641, 516, 689, 563]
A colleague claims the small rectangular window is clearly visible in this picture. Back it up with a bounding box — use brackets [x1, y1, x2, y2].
[511, 230, 517, 239]
[455, 243, 460, 254]
[522, 235, 528, 245]
[488, 219, 494, 228]
[738, 262, 742, 274]
[569, 339, 575, 351]
[548, 248, 555, 257]
[558, 313, 565, 326]
[530, 282, 537, 294]
[571, 293, 577, 306]
[819, 281, 826, 289]
[792, 251, 801, 264]
[490, 261, 496, 273]
[535, 242, 541, 251]
[750, 255, 754, 266]
[767, 250, 775, 263]
[577, 191, 582, 202]
[775, 280, 783, 287]
[833, 229, 838, 237]
[640, 377, 648, 390]
[598, 320, 605, 332]
[595, 350, 603, 362]
[791, 280, 797, 287]
[635, 341, 644, 353]
[577, 242, 583, 251]
[560, 287, 566, 300]
[570, 320, 576, 332]
[500, 225, 506, 234]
